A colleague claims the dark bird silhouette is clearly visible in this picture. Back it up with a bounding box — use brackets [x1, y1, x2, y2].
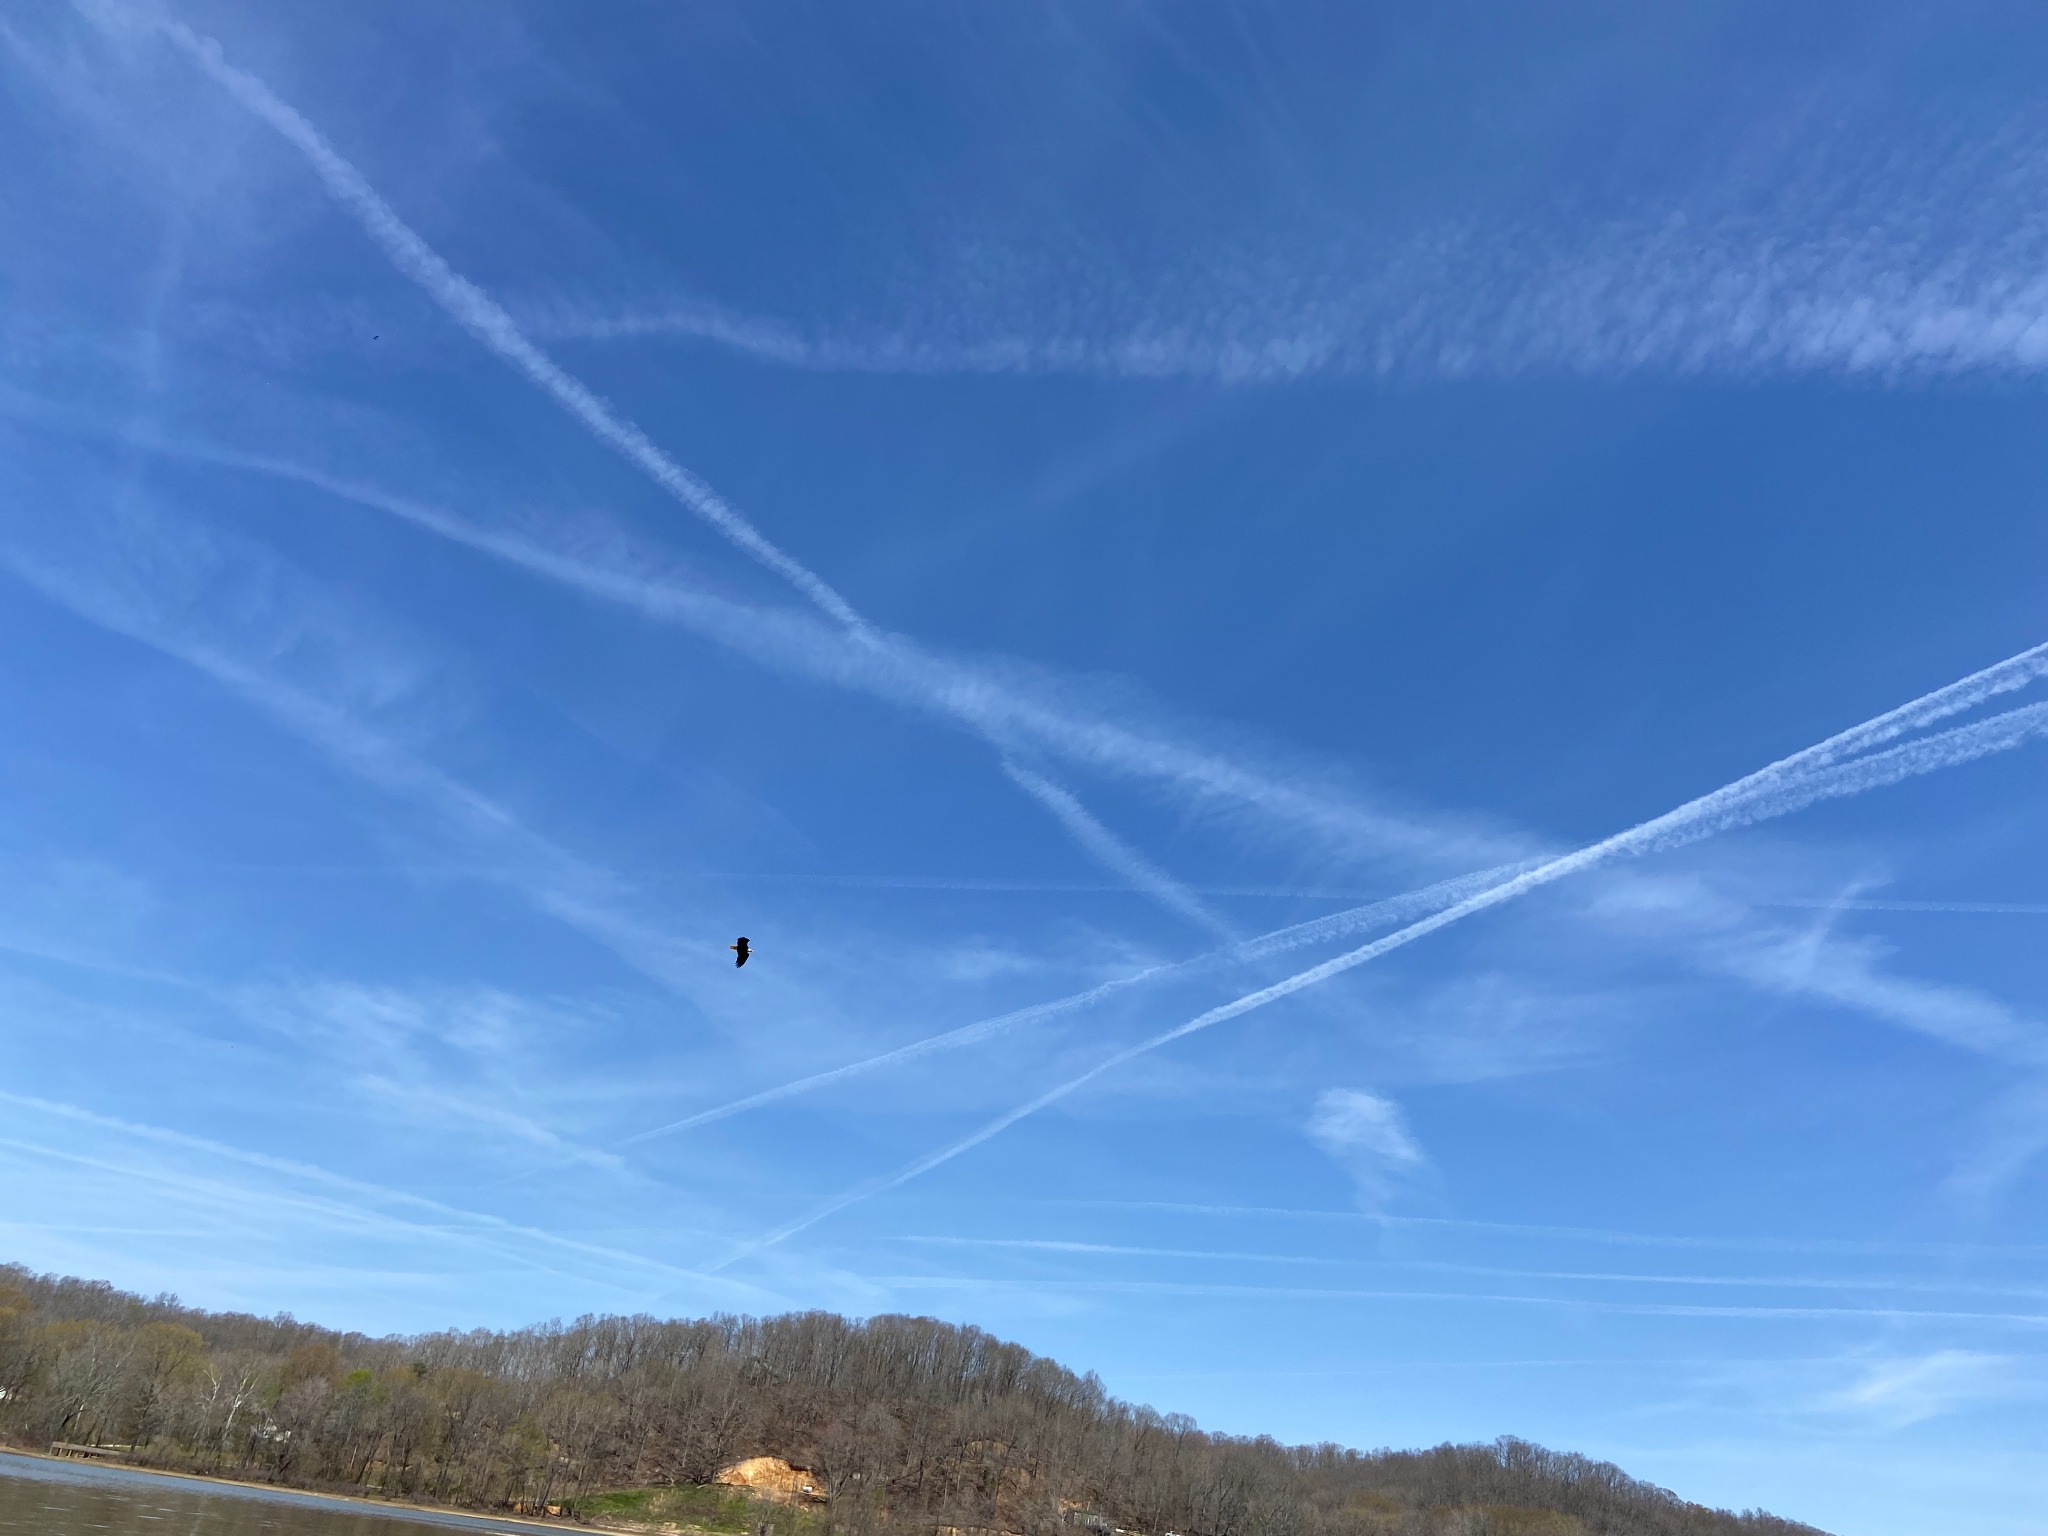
[729, 936, 751, 968]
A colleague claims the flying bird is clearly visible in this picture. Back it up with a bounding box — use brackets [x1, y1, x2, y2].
[730, 936, 751, 968]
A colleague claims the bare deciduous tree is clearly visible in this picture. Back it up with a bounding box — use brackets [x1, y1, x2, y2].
[0, 1263, 1824, 1536]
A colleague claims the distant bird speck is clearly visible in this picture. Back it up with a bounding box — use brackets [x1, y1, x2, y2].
[730, 936, 751, 968]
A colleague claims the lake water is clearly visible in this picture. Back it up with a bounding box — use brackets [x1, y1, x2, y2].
[0, 1453, 551, 1536]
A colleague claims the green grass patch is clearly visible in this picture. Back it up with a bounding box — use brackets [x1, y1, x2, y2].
[562, 1484, 814, 1535]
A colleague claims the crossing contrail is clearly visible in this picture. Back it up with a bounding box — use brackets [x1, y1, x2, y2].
[622, 861, 1531, 1147]
[102, 4, 1236, 928]
[83, 7, 2048, 1261]
[712, 644, 2048, 1265]
[1000, 759, 1234, 939]
[1671, 696, 2048, 839]
[125, 435, 1489, 871]
[130, 9, 871, 639]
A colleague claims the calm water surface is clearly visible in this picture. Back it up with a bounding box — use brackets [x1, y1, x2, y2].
[0, 1453, 547, 1536]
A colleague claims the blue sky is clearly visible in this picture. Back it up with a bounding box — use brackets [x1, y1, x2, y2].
[5, 3, 2048, 1532]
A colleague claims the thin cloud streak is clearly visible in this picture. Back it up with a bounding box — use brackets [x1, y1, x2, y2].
[93, 2, 870, 637]
[3, 460, 1530, 1190]
[129, 434, 1488, 872]
[1000, 759, 1234, 940]
[1595, 875, 2048, 1070]
[1720, 923, 2048, 1069]
[868, 1274, 2048, 1329]
[0, 1091, 757, 1300]
[720, 643, 2048, 1262]
[1700, 699, 2048, 836]
[1760, 900, 2048, 916]
[22, 1120, 754, 1299]
[1053, 1200, 2048, 1258]
[1818, 1350, 2022, 1429]
[624, 864, 1525, 1147]
[899, 1237, 2048, 1299]
[525, 158, 2048, 388]
[0, 531, 712, 1000]
[50, 9, 2048, 1317]
[43, 442, 1227, 940]
[182, 424, 2044, 875]
[11, 477, 2042, 1211]
[353, 1074, 627, 1174]
[1948, 1077, 2048, 1210]
[89, 11, 1247, 929]
[529, 266, 2048, 388]
[0, 1134, 613, 1291]
[53, 402, 2048, 884]
[687, 874, 1503, 898]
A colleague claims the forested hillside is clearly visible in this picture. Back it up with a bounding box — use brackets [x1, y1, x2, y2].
[0, 1265, 1821, 1536]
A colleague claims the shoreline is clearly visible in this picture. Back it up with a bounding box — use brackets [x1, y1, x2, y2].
[0, 1445, 614, 1534]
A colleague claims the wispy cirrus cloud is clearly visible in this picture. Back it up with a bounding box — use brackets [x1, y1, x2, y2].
[1817, 1350, 2024, 1429]
[852, 1273, 2048, 1331]
[230, 979, 630, 1173]
[900, 1236, 2048, 1302]
[38, 8, 2048, 1315]
[0, 492, 718, 1004]
[528, 211, 2048, 387]
[1305, 1088, 1426, 1208]
[0, 1088, 762, 1306]
[51, 392, 2048, 1254]
[1047, 1200, 2048, 1260]
[716, 645, 2048, 1263]
[0, 480, 1247, 1184]
[74, 0, 869, 639]
[621, 863, 1523, 1148]
[514, 106, 2048, 387]
[1947, 1077, 2048, 1212]
[65, 2, 1247, 935]
[110, 433, 2048, 1190]
[1591, 874, 2048, 1070]
[1000, 758, 1235, 940]
[129, 435, 1511, 874]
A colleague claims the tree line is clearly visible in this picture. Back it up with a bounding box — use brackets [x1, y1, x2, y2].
[0, 1264, 1823, 1536]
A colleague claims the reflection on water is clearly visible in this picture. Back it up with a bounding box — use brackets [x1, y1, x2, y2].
[0, 1453, 541, 1536]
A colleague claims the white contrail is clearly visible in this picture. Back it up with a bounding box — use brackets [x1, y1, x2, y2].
[623, 862, 1529, 1147]
[119, 9, 871, 639]
[96, 11, 1263, 927]
[524, 156, 2048, 389]
[853, 1275, 2048, 1329]
[1055, 1200, 2048, 1256]
[159, 424, 2042, 869]
[115, 404, 2039, 863]
[131, 435, 1488, 869]
[1000, 759, 1233, 939]
[899, 1237, 2048, 1298]
[1682, 697, 2048, 836]
[1762, 900, 2048, 916]
[0, 540, 712, 998]
[1, 1089, 755, 1296]
[714, 648, 2048, 1264]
